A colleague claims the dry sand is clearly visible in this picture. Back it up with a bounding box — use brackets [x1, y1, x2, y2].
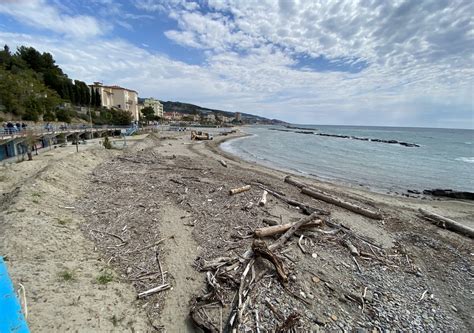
[1, 130, 473, 332]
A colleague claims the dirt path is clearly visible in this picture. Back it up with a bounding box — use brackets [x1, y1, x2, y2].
[159, 205, 202, 331]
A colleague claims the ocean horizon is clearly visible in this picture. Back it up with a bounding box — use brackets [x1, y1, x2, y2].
[221, 125, 474, 193]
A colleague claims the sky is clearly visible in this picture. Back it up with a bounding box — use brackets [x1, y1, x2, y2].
[0, 0, 473, 128]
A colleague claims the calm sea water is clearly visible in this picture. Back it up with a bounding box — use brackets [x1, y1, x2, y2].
[221, 125, 474, 193]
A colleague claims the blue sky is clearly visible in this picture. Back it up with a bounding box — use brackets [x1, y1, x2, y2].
[0, 0, 473, 128]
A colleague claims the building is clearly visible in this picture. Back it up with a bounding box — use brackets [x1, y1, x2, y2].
[204, 113, 216, 123]
[235, 112, 241, 122]
[163, 112, 182, 121]
[142, 98, 164, 119]
[89, 82, 139, 121]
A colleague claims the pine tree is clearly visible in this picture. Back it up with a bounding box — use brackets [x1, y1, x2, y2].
[95, 88, 101, 108]
[90, 86, 96, 107]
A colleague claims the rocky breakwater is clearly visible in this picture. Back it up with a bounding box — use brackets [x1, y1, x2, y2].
[316, 133, 420, 147]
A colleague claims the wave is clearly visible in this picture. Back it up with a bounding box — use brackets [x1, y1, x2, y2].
[455, 157, 474, 163]
[465, 142, 472, 145]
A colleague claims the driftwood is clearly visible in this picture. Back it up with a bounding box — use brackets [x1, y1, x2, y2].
[255, 220, 322, 238]
[269, 212, 320, 251]
[219, 159, 228, 168]
[256, 183, 330, 215]
[258, 190, 268, 206]
[252, 240, 288, 283]
[229, 185, 251, 195]
[137, 283, 170, 298]
[262, 218, 279, 226]
[419, 208, 474, 238]
[343, 239, 360, 256]
[301, 187, 383, 220]
[285, 176, 382, 219]
[284, 176, 306, 189]
[276, 313, 301, 332]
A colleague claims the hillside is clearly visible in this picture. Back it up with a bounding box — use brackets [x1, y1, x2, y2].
[139, 99, 285, 124]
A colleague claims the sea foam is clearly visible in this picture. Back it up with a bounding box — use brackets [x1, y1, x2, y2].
[455, 157, 474, 163]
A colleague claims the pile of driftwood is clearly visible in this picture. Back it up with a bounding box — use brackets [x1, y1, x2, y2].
[189, 175, 390, 332]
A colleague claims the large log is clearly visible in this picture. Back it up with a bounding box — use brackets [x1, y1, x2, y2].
[284, 175, 307, 189]
[301, 187, 383, 220]
[269, 212, 320, 251]
[229, 185, 251, 195]
[419, 208, 474, 238]
[255, 220, 322, 237]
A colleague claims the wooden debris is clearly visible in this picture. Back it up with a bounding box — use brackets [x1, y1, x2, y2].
[276, 313, 301, 332]
[284, 176, 306, 189]
[252, 240, 288, 283]
[219, 159, 228, 168]
[298, 235, 306, 254]
[343, 239, 360, 256]
[190, 306, 219, 333]
[284, 175, 382, 219]
[269, 212, 320, 251]
[137, 283, 170, 298]
[254, 219, 322, 238]
[258, 190, 268, 206]
[256, 183, 330, 215]
[229, 185, 251, 195]
[301, 187, 383, 220]
[262, 218, 279, 226]
[419, 208, 474, 238]
[91, 229, 126, 243]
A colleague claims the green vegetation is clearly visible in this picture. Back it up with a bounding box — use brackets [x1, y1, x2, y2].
[0, 44, 129, 125]
[97, 271, 114, 284]
[102, 136, 112, 149]
[140, 106, 158, 123]
[58, 270, 75, 282]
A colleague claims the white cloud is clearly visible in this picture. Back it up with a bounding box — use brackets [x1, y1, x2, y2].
[0, 0, 104, 38]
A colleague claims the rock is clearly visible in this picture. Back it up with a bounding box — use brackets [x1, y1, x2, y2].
[300, 291, 307, 298]
[331, 314, 338, 321]
[312, 276, 320, 284]
[451, 305, 458, 312]
[312, 253, 318, 259]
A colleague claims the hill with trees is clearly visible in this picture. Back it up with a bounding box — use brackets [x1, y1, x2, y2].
[0, 44, 131, 125]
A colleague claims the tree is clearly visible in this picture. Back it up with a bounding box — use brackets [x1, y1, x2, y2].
[141, 106, 155, 123]
[94, 88, 101, 108]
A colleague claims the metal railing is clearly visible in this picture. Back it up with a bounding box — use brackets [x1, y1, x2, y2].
[0, 125, 131, 140]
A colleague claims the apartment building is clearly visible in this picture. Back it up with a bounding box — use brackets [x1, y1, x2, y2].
[89, 82, 139, 121]
[143, 98, 164, 118]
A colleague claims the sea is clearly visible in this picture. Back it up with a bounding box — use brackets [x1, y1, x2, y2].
[220, 125, 474, 193]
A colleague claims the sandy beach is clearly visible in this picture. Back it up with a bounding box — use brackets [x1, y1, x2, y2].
[1, 129, 473, 332]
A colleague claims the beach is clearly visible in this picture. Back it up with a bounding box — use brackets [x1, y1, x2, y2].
[1, 129, 473, 332]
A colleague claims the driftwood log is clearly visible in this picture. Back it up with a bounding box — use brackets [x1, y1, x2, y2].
[255, 220, 322, 237]
[284, 175, 306, 188]
[256, 183, 330, 215]
[301, 187, 382, 220]
[419, 208, 474, 238]
[252, 240, 288, 282]
[229, 185, 251, 195]
[269, 212, 320, 251]
[285, 176, 382, 220]
[258, 190, 268, 206]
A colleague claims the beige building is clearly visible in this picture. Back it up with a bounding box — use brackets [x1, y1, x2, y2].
[143, 98, 164, 118]
[89, 82, 139, 121]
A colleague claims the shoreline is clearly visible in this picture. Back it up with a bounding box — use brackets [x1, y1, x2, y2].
[217, 128, 474, 200]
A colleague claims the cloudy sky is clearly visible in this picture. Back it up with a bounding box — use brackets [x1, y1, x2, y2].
[0, 0, 472, 128]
